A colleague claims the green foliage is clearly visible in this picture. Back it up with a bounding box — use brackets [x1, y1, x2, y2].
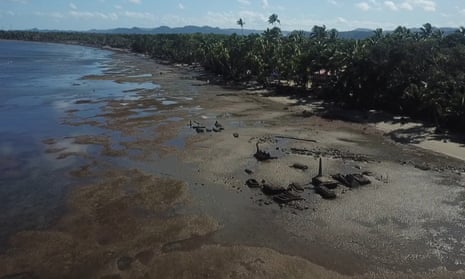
[2, 23, 465, 131]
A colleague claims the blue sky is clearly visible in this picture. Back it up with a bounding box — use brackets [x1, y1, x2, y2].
[0, 0, 464, 31]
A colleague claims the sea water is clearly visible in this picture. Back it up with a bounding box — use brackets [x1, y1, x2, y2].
[0, 40, 139, 248]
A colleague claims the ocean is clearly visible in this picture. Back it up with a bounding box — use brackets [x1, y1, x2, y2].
[0, 40, 125, 247]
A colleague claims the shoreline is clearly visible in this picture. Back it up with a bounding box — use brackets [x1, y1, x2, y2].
[1, 46, 465, 278]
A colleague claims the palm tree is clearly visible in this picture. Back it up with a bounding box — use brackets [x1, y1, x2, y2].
[237, 18, 245, 35]
[311, 25, 327, 40]
[420, 23, 433, 39]
[268, 14, 280, 26]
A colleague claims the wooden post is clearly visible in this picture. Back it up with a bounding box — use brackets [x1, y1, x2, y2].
[318, 157, 323, 177]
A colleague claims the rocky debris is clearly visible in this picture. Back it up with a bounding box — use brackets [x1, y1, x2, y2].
[273, 191, 304, 204]
[414, 163, 431, 171]
[314, 185, 337, 200]
[254, 142, 277, 161]
[288, 182, 305, 193]
[332, 173, 371, 188]
[289, 147, 371, 162]
[190, 120, 225, 133]
[214, 120, 223, 129]
[312, 176, 339, 189]
[244, 169, 253, 175]
[290, 163, 308, 171]
[245, 178, 260, 188]
[117, 256, 134, 271]
[233, 133, 239, 138]
[262, 183, 288, 195]
[302, 110, 313, 117]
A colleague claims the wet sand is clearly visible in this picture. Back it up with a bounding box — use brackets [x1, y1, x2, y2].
[1, 52, 465, 278]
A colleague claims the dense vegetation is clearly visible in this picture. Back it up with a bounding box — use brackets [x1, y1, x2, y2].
[2, 20, 465, 131]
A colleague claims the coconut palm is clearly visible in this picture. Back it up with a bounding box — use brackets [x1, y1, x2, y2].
[237, 18, 245, 35]
[268, 14, 280, 26]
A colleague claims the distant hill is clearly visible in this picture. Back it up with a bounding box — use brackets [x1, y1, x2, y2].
[88, 25, 260, 36]
[48, 25, 460, 40]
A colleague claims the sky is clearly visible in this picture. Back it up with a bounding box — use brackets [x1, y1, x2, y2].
[0, 0, 464, 31]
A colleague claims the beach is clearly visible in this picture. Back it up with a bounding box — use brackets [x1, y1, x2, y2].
[1, 48, 465, 278]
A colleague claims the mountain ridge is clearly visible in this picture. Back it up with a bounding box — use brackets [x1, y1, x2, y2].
[25, 25, 461, 40]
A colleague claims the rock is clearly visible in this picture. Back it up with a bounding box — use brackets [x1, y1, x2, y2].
[244, 169, 253, 175]
[195, 127, 205, 133]
[351, 173, 371, 185]
[291, 163, 308, 170]
[315, 185, 337, 200]
[212, 127, 221, 132]
[302, 110, 313, 117]
[362, 171, 374, 176]
[245, 178, 260, 188]
[273, 191, 304, 204]
[254, 143, 277, 161]
[214, 121, 223, 128]
[117, 256, 134, 271]
[312, 176, 338, 189]
[415, 164, 431, 171]
[262, 183, 287, 195]
[332, 173, 371, 188]
[233, 133, 239, 138]
[288, 182, 305, 192]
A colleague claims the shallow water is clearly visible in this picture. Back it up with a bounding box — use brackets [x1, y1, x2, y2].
[0, 41, 157, 247]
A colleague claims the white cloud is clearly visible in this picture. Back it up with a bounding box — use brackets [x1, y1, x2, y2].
[69, 11, 118, 20]
[366, 0, 435, 12]
[114, 5, 123, 10]
[409, 0, 436, 11]
[178, 3, 184, 9]
[122, 11, 155, 20]
[400, 2, 413, 10]
[128, 0, 141, 4]
[7, 10, 15, 16]
[261, 0, 269, 9]
[34, 11, 65, 19]
[69, 3, 77, 10]
[356, 2, 371, 11]
[238, 0, 251, 5]
[384, 1, 398, 10]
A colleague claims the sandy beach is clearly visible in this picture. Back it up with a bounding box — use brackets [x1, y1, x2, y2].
[1, 51, 465, 279]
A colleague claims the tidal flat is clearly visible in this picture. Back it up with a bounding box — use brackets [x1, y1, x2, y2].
[1, 44, 465, 278]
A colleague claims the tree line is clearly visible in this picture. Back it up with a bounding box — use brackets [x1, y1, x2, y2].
[1, 19, 465, 131]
